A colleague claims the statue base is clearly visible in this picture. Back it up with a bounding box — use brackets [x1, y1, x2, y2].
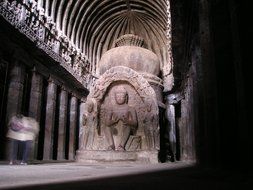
[76, 150, 159, 164]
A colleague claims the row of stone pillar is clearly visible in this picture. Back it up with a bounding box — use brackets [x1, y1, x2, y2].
[6, 60, 81, 161]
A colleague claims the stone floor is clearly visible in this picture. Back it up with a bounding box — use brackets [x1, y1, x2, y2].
[0, 161, 252, 190]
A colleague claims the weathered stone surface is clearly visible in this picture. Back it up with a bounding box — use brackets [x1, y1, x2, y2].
[98, 46, 160, 76]
[76, 150, 158, 164]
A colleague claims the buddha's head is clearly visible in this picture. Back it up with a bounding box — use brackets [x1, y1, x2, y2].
[114, 86, 128, 105]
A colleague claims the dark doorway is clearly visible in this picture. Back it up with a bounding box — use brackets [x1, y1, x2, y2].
[0, 59, 9, 159]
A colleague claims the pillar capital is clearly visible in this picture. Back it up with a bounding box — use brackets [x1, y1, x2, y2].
[70, 92, 77, 98]
[81, 97, 87, 103]
[31, 65, 37, 73]
[60, 85, 68, 92]
[47, 76, 56, 84]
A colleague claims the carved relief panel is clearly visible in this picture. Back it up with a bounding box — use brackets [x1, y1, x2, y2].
[80, 66, 160, 152]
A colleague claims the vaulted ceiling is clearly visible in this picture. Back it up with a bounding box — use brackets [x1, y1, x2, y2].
[38, 0, 170, 73]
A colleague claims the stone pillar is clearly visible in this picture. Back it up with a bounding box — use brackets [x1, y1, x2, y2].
[68, 94, 77, 160]
[165, 92, 184, 161]
[28, 67, 43, 160]
[43, 77, 57, 160]
[6, 61, 25, 121]
[179, 96, 188, 161]
[166, 104, 177, 158]
[5, 60, 25, 159]
[57, 87, 68, 160]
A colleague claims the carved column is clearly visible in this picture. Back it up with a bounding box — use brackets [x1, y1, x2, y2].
[6, 60, 25, 121]
[57, 86, 68, 160]
[43, 77, 57, 160]
[68, 94, 77, 160]
[5, 60, 25, 159]
[166, 104, 177, 159]
[28, 67, 43, 159]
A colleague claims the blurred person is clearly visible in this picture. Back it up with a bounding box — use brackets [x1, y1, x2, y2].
[6, 114, 23, 165]
[6, 114, 39, 165]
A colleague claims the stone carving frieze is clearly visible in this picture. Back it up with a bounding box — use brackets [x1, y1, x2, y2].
[0, 1, 92, 87]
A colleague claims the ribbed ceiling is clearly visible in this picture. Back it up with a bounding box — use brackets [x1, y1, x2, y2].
[39, 0, 170, 74]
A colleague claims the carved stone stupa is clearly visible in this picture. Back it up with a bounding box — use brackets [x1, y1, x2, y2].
[76, 34, 164, 163]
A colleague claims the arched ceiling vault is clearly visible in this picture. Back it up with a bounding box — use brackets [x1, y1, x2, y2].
[39, 0, 169, 75]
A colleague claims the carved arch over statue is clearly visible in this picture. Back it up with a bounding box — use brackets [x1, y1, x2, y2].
[91, 66, 158, 110]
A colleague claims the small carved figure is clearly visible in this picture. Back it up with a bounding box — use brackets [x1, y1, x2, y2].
[38, 7, 45, 22]
[81, 99, 97, 150]
[9, 1, 16, 11]
[2, 0, 10, 8]
[12, 3, 22, 23]
[24, 9, 31, 24]
[38, 24, 45, 40]
[143, 101, 159, 150]
[104, 86, 137, 151]
[31, 19, 39, 33]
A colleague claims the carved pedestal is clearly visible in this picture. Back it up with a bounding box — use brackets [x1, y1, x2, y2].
[76, 150, 158, 164]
